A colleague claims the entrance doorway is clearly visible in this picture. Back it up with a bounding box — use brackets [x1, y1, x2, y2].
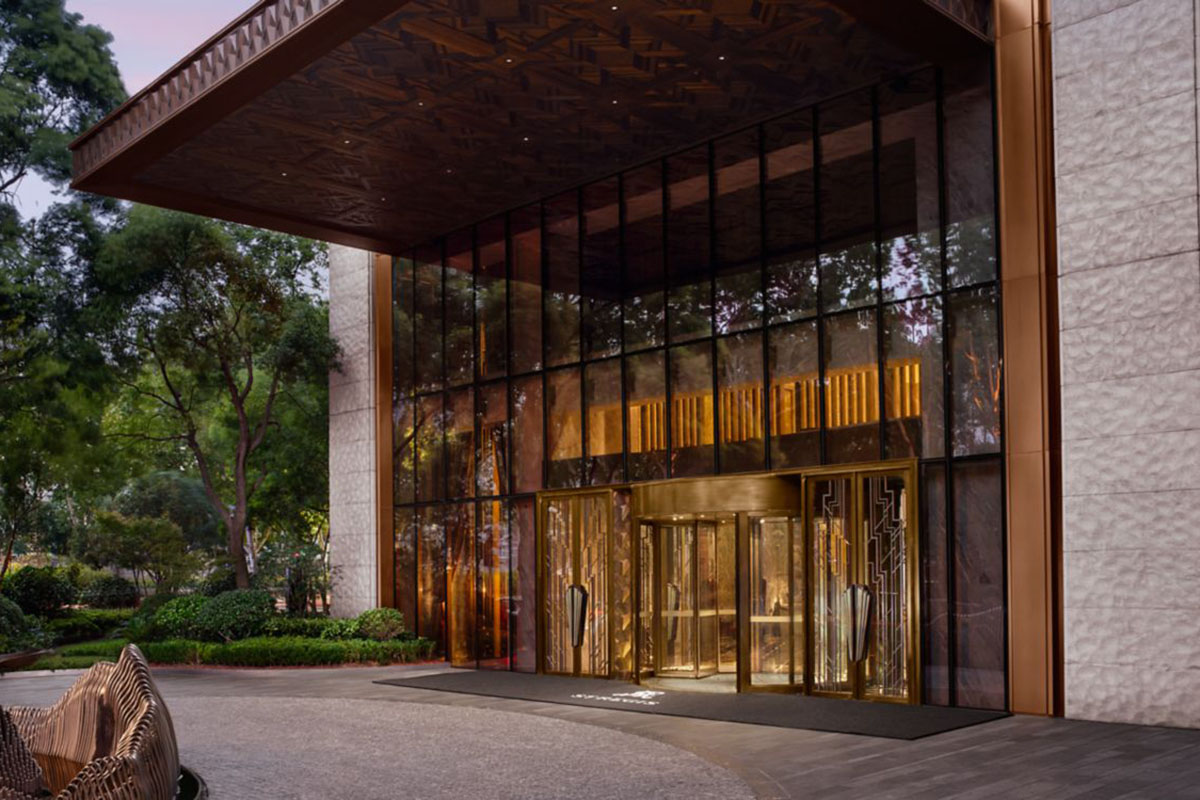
[536, 462, 918, 703]
[637, 516, 738, 692]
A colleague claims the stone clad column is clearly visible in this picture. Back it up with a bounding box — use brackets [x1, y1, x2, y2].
[1053, 0, 1200, 726]
[328, 243, 379, 617]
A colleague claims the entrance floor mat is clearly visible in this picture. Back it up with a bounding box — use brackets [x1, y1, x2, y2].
[375, 670, 1007, 740]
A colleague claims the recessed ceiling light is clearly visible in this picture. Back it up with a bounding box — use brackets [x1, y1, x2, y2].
[505, 57, 513, 63]
[380, 197, 386, 201]
[523, 136, 530, 142]
[718, 55, 726, 61]
[611, 99, 618, 104]
[446, 168, 453, 174]
[281, 172, 288, 177]
[344, 139, 351, 144]
[418, 101, 424, 106]
[611, 4, 618, 9]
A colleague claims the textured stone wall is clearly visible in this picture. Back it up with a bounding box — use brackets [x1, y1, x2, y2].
[327, 244, 379, 617]
[1053, 0, 1200, 726]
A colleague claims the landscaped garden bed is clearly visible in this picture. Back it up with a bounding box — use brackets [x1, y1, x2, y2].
[2, 572, 434, 671]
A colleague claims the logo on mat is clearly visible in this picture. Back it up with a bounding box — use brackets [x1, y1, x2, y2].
[570, 689, 665, 706]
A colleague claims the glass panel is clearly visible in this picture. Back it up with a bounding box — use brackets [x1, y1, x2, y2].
[790, 514, 805, 684]
[819, 90, 877, 312]
[659, 523, 695, 674]
[543, 498, 574, 674]
[579, 494, 610, 677]
[446, 387, 474, 499]
[749, 517, 791, 686]
[415, 393, 444, 502]
[717, 332, 765, 474]
[447, 502, 475, 667]
[512, 498, 537, 673]
[945, 57, 997, 288]
[476, 216, 507, 380]
[625, 350, 667, 482]
[811, 477, 852, 694]
[446, 230, 474, 387]
[769, 321, 820, 468]
[884, 297, 944, 459]
[880, 70, 941, 301]
[394, 508, 416, 638]
[585, 359, 623, 485]
[715, 129, 762, 333]
[545, 191, 581, 367]
[394, 256, 417, 505]
[921, 463, 950, 705]
[862, 474, 910, 700]
[476, 382, 507, 497]
[394, 395, 415, 505]
[954, 458, 1006, 710]
[824, 309, 880, 463]
[583, 178, 622, 360]
[638, 522, 655, 677]
[716, 518, 738, 674]
[414, 244, 444, 393]
[417, 505, 446, 658]
[697, 521, 719, 676]
[611, 490, 634, 680]
[949, 287, 1001, 456]
[667, 145, 712, 342]
[765, 108, 817, 324]
[477, 499, 510, 670]
[547, 368, 582, 488]
[624, 163, 665, 352]
[510, 204, 542, 374]
[510, 376, 543, 493]
[669, 343, 715, 476]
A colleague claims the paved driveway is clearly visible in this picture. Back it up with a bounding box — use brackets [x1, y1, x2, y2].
[6, 664, 1200, 799]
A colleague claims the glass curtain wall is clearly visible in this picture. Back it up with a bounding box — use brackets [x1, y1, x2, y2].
[392, 58, 1004, 709]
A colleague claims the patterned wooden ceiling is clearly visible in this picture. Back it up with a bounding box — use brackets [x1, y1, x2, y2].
[79, 0, 988, 251]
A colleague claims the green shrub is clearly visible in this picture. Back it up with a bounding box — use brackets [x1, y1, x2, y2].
[193, 589, 275, 642]
[80, 575, 139, 609]
[57, 639, 126, 658]
[154, 595, 209, 639]
[317, 617, 360, 640]
[141, 639, 202, 665]
[196, 636, 434, 667]
[61, 563, 109, 592]
[355, 608, 407, 641]
[197, 567, 238, 598]
[0, 596, 26, 639]
[42, 609, 136, 645]
[1, 567, 75, 617]
[262, 615, 335, 638]
[123, 593, 175, 642]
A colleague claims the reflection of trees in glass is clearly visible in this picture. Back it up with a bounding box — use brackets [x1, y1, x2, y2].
[884, 298, 943, 458]
[820, 240, 877, 311]
[882, 230, 941, 300]
[950, 290, 1001, 455]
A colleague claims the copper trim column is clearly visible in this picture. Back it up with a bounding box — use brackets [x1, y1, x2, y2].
[375, 252, 396, 610]
[994, 0, 1062, 716]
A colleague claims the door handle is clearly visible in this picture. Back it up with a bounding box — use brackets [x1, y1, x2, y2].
[845, 584, 872, 663]
[567, 584, 589, 649]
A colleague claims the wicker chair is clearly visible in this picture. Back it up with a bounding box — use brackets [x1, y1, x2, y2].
[0, 706, 44, 799]
[6, 644, 180, 799]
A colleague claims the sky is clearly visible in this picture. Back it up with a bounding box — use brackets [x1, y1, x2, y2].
[15, 0, 254, 218]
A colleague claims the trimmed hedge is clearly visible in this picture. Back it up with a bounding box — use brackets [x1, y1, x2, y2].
[355, 608, 406, 641]
[42, 609, 136, 645]
[155, 595, 208, 639]
[18, 634, 436, 671]
[193, 590, 274, 642]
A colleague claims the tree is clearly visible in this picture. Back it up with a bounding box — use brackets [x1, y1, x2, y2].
[113, 471, 223, 554]
[82, 511, 197, 593]
[96, 207, 339, 588]
[0, 0, 125, 210]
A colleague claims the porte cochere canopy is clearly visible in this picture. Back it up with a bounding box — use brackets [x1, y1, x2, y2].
[70, 0, 990, 253]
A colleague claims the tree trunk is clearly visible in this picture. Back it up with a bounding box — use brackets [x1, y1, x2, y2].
[228, 513, 251, 589]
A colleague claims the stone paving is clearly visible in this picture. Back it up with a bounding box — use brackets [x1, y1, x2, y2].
[5, 664, 1200, 798]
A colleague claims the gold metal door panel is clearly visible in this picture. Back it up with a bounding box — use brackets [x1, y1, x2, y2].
[810, 478, 853, 696]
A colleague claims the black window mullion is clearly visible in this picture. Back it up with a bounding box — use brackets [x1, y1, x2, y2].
[759, 122, 772, 472]
[813, 104, 828, 465]
[662, 158, 674, 479]
[708, 140, 721, 473]
[936, 67, 957, 708]
[619, 172, 630, 484]
[872, 85, 887, 463]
